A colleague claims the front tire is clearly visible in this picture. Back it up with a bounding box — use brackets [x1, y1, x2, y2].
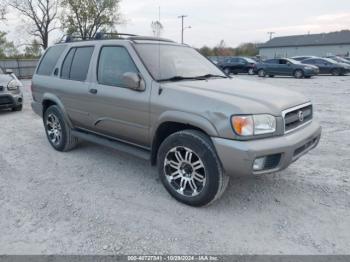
[157, 130, 229, 207]
[44, 105, 79, 152]
[248, 68, 255, 75]
[294, 69, 304, 79]
[12, 105, 23, 111]
[223, 68, 231, 75]
[331, 68, 341, 76]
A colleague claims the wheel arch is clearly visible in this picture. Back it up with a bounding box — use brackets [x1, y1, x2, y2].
[42, 93, 73, 128]
[150, 112, 219, 165]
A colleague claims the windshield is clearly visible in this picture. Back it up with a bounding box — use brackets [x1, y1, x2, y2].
[134, 43, 226, 81]
[286, 58, 300, 64]
[245, 57, 256, 63]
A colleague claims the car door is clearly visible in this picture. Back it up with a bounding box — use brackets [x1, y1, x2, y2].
[264, 59, 278, 74]
[56, 45, 95, 130]
[277, 59, 292, 75]
[86, 44, 151, 147]
[314, 59, 330, 74]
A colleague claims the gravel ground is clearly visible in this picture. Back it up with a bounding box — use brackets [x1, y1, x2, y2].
[0, 75, 349, 255]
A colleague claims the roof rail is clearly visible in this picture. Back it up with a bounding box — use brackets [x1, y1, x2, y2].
[56, 33, 175, 44]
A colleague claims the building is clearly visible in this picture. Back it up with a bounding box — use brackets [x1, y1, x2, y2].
[259, 30, 350, 58]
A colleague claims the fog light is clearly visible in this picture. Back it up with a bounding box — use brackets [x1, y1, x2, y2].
[253, 157, 266, 171]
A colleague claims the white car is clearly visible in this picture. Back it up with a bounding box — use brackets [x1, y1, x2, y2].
[0, 68, 23, 111]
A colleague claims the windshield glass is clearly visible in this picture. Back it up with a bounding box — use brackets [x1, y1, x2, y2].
[245, 58, 256, 63]
[286, 58, 300, 64]
[134, 43, 226, 81]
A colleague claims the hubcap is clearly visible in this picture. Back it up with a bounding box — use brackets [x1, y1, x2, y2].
[46, 113, 62, 146]
[164, 147, 206, 197]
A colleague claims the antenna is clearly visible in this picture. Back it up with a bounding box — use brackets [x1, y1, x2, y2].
[267, 32, 275, 40]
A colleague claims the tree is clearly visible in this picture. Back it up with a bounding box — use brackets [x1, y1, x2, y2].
[0, 31, 18, 58]
[61, 0, 122, 40]
[7, 0, 59, 49]
[151, 21, 163, 38]
[198, 46, 214, 57]
[24, 39, 42, 57]
[235, 42, 259, 56]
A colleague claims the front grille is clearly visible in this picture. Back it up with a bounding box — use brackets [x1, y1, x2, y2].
[283, 103, 313, 133]
[0, 95, 13, 105]
[294, 137, 318, 157]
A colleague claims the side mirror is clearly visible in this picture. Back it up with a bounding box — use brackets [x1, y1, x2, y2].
[5, 69, 13, 74]
[122, 72, 145, 91]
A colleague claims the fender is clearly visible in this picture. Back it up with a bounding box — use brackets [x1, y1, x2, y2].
[42, 93, 74, 128]
[151, 110, 219, 138]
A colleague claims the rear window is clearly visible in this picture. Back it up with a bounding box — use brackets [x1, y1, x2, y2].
[60, 46, 94, 81]
[37, 45, 66, 76]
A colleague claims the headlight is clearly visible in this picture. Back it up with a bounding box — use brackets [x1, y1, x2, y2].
[231, 114, 276, 136]
[304, 66, 314, 70]
[7, 80, 20, 91]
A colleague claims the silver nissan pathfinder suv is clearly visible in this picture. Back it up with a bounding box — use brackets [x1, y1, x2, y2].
[31, 34, 321, 206]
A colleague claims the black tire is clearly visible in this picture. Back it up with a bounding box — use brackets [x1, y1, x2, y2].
[331, 68, 341, 76]
[258, 69, 266, 77]
[12, 105, 23, 111]
[248, 68, 255, 75]
[304, 76, 312, 79]
[223, 68, 231, 75]
[157, 130, 229, 207]
[268, 75, 275, 78]
[44, 105, 79, 152]
[294, 69, 304, 79]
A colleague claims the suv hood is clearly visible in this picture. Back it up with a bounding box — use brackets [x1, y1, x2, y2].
[162, 78, 309, 115]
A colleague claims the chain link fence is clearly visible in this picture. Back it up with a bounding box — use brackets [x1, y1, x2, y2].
[0, 59, 39, 79]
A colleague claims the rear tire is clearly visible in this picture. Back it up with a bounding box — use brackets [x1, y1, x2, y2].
[157, 130, 229, 207]
[258, 69, 266, 77]
[248, 68, 255, 75]
[44, 105, 79, 152]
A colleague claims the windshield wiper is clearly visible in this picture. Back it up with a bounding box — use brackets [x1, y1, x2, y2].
[196, 74, 228, 79]
[158, 74, 227, 82]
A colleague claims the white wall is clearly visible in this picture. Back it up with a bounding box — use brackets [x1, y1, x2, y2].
[259, 44, 350, 58]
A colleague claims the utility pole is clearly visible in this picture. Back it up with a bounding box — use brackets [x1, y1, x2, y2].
[267, 32, 276, 40]
[178, 15, 187, 44]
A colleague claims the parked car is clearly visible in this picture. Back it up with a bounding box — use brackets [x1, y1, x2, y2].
[31, 34, 321, 206]
[325, 56, 350, 65]
[217, 56, 257, 75]
[291, 56, 317, 61]
[302, 58, 350, 76]
[256, 58, 319, 78]
[0, 68, 23, 111]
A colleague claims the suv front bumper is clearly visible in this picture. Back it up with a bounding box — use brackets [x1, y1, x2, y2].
[0, 93, 23, 109]
[212, 120, 322, 177]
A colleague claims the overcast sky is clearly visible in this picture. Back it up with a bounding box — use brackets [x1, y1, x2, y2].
[1, 0, 350, 48]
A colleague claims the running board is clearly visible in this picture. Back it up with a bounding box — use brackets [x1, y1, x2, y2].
[71, 130, 151, 160]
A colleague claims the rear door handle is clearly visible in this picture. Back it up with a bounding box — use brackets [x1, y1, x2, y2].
[89, 88, 98, 94]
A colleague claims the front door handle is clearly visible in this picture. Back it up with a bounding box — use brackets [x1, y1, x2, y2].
[89, 88, 98, 94]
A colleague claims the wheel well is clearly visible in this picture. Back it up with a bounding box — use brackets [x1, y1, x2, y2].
[150, 122, 207, 165]
[42, 100, 57, 114]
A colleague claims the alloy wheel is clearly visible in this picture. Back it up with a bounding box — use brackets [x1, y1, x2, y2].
[46, 113, 62, 146]
[164, 146, 206, 197]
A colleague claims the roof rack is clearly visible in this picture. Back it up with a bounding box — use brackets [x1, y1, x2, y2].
[57, 32, 176, 44]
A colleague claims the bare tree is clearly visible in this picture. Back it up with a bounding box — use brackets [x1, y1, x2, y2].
[61, 0, 123, 40]
[151, 21, 163, 38]
[7, 0, 59, 49]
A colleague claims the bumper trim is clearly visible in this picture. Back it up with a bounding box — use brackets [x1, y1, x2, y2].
[212, 120, 322, 177]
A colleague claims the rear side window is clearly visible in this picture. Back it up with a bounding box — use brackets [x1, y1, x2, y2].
[97, 46, 138, 87]
[60, 46, 94, 81]
[37, 45, 66, 76]
[61, 48, 76, 79]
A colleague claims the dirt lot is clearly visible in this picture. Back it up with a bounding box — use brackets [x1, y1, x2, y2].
[0, 75, 349, 255]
